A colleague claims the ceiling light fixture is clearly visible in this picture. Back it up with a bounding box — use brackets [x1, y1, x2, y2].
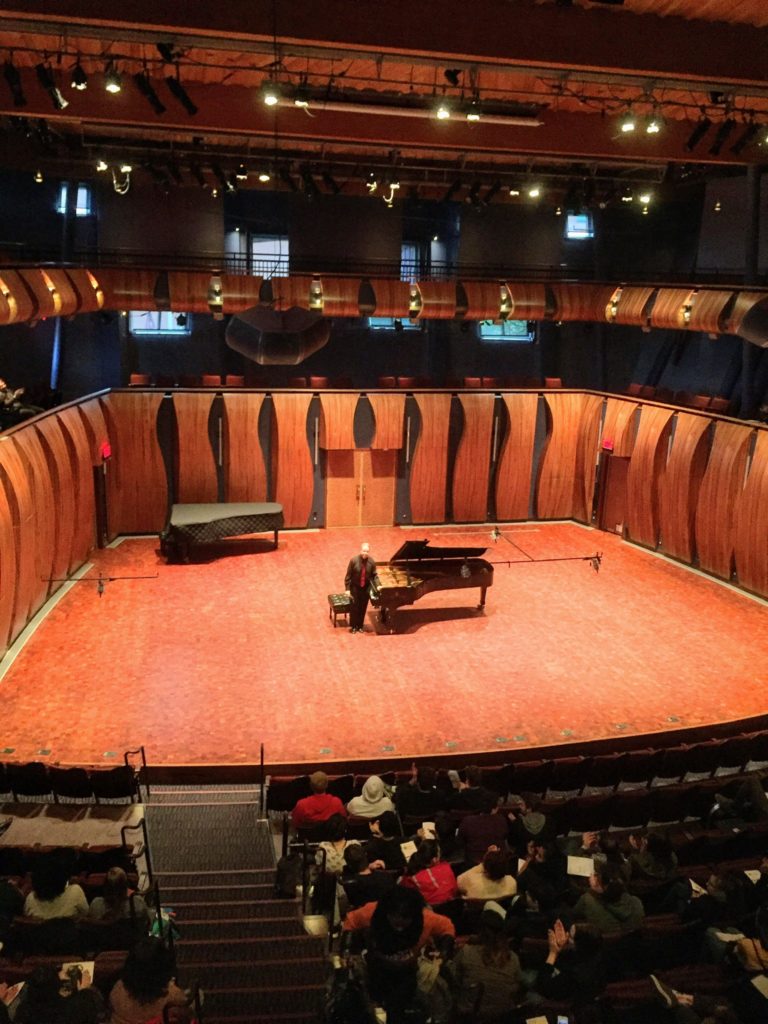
[134, 71, 166, 114]
[383, 181, 400, 207]
[645, 114, 662, 134]
[258, 168, 272, 183]
[235, 163, 249, 181]
[638, 191, 652, 205]
[435, 100, 451, 120]
[294, 79, 310, 108]
[104, 61, 122, 94]
[95, 158, 108, 172]
[70, 60, 88, 91]
[684, 115, 712, 152]
[35, 63, 69, 110]
[708, 118, 736, 155]
[619, 110, 636, 133]
[466, 98, 482, 123]
[261, 79, 280, 106]
[3, 60, 27, 107]
[527, 184, 542, 198]
[730, 121, 760, 155]
[34, 169, 43, 183]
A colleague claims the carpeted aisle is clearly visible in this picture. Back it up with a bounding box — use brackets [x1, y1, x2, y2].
[1, 523, 766, 767]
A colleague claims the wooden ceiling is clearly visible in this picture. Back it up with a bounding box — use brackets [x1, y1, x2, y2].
[1, 1, 767, 193]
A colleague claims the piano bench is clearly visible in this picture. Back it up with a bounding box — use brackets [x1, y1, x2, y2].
[328, 592, 352, 627]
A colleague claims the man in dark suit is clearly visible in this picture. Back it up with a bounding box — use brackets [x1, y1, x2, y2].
[345, 541, 380, 633]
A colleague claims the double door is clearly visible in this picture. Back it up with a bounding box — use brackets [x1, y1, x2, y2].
[326, 449, 397, 527]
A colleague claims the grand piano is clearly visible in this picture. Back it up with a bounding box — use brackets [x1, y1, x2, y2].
[371, 539, 494, 631]
[160, 502, 284, 562]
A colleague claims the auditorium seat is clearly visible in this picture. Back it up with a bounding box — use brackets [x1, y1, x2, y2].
[224, 374, 245, 387]
[506, 759, 552, 797]
[639, 385, 657, 399]
[744, 730, 768, 770]
[377, 376, 396, 387]
[708, 396, 730, 414]
[201, 374, 222, 387]
[333, 376, 354, 388]
[655, 387, 675, 403]
[154, 374, 177, 388]
[617, 748, 663, 791]
[546, 756, 590, 799]
[308, 376, 329, 389]
[481, 377, 504, 388]
[544, 376, 563, 388]
[583, 751, 626, 794]
[563, 793, 615, 834]
[626, 383, 643, 396]
[689, 393, 712, 410]
[89, 765, 139, 803]
[653, 745, 689, 786]
[682, 739, 724, 781]
[463, 377, 482, 388]
[128, 373, 151, 386]
[608, 787, 652, 830]
[288, 376, 307, 387]
[49, 766, 93, 803]
[397, 376, 418, 389]
[7, 761, 52, 801]
[178, 374, 200, 387]
[714, 733, 754, 775]
[326, 773, 354, 805]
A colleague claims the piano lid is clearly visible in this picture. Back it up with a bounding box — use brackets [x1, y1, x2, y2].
[389, 539, 488, 562]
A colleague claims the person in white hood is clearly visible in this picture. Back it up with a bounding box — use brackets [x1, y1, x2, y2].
[347, 775, 395, 818]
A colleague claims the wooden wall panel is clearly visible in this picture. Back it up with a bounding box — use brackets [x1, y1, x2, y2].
[452, 393, 495, 522]
[688, 290, 734, 334]
[95, 269, 159, 310]
[0, 269, 36, 324]
[536, 392, 585, 519]
[625, 405, 674, 547]
[368, 279, 412, 317]
[694, 421, 753, 579]
[495, 393, 538, 520]
[34, 417, 76, 584]
[101, 392, 167, 534]
[734, 430, 768, 597]
[368, 393, 405, 450]
[219, 274, 263, 313]
[17, 269, 79, 319]
[11, 428, 58, 612]
[77, 398, 111, 463]
[320, 278, 360, 316]
[172, 392, 218, 503]
[319, 393, 359, 449]
[0, 461, 18, 654]
[413, 281, 456, 319]
[56, 406, 96, 571]
[271, 393, 314, 528]
[222, 393, 267, 502]
[550, 284, 617, 322]
[649, 288, 694, 329]
[65, 269, 104, 314]
[272, 276, 313, 311]
[658, 413, 711, 563]
[601, 398, 638, 458]
[721, 291, 766, 335]
[506, 282, 546, 319]
[409, 393, 452, 524]
[168, 272, 214, 313]
[462, 281, 505, 320]
[0, 438, 39, 648]
[573, 394, 604, 523]
[613, 286, 655, 326]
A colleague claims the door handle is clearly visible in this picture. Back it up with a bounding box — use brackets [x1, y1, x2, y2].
[362, 485, 366, 503]
[356, 484, 360, 502]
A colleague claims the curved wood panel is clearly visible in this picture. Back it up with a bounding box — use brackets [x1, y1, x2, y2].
[0, 269, 37, 324]
[173, 392, 218, 503]
[601, 398, 638, 458]
[612, 286, 655, 326]
[318, 392, 359, 449]
[56, 406, 96, 571]
[219, 274, 263, 313]
[734, 430, 768, 598]
[550, 283, 617, 322]
[573, 394, 604, 523]
[452, 393, 494, 522]
[410, 393, 452, 524]
[413, 281, 457, 319]
[625, 405, 674, 547]
[64, 269, 105, 314]
[694, 421, 753, 579]
[222, 392, 267, 502]
[34, 417, 77, 585]
[319, 278, 361, 316]
[649, 288, 695, 330]
[0, 437, 39, 647]
[495, 392, 538, 521]
[659, 413, 711, 563]
[11, 427, 58, 612]
[77, 398, 111, 464]
[461, 281, 505, 320]
[0, 462, 18, 654]
[687, 289, 734, 334]
[271, 392, 314, 528]
[506, 282, 546, 319]
[101, 392, 167, 534]
[168, 272, 214, 313]
[16, 269, 80, 319]
[368, 279, 411, 317]
[536, 392, 585, 519]
[721, 291, 767, 335]
[369, 393, 406, 450]
[97, 269, 159, 310]
[272, 276, 313, 311]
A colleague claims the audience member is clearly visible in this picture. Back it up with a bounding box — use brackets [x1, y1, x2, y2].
[108, 936, 189, 1024]
[13, 964, 103, 1024]
[347, 775, 394, 818]
[292, 771, 347, 830]
[448, 765, 497, 812]
[572, 863, 646, 935]
[366, 811, 407, 871]
[516, 839, 568, 913]
[88, 866, 150, 929]
[448, 904, 522, 1020]
[527, 919, 607, 1005]
[457, 846, 517, 901]
[23, 858, 88, 920]
[400, 840, 459, 906]
[628, 830, 679, 882]
[456, 792, 509, 866]
[341, 845, 396, 908]
[395, 765, 447, 821]
[507, 793, 555, 856]
[315, 813, 361, 874]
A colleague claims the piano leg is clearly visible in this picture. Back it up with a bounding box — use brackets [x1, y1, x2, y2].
[478, 585, 488, 610]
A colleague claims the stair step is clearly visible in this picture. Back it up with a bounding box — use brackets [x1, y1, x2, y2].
[177, 959, 326, 990]
[179, 917, 306, 940]
[171, 900, 298, 921]
[160, 883, 276, 903]
[204, 986, 325, 1015]
[176, 935, 323, 963]
[155, 869, 273, 888]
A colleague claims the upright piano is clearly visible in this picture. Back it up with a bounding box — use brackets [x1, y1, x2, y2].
[371, 539, 493, 631]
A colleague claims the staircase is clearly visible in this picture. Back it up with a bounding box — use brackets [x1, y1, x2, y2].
[144, 787, 327, 1024]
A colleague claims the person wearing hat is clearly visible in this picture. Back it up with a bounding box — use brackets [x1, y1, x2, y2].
[292, 771, 348, 829]
[347, 775, 395, 818]
[448, 902, 522, 1020]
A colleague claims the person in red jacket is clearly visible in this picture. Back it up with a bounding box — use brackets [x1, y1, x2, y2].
[399, 840, 459, 906]
[292, 771, 347, 829]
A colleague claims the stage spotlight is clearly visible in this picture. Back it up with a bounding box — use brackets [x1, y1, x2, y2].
[35, 63, 69, 110]
[261, 79, 280, 106]
[638, 191, 652, 205]
[156, 42, 179, 64]
[466, 98, 482, 122]
[321, 170, 341, 194]
[119, 163, 133, 174]
[709, 118, 736, 155]
[104, 61, 122, 94]
[684, 116, 712, 152]
[645, 114, 663, 134]
[189, 162, 207, 188]
[730, 121, 759, 155]
[527, 183, 542, 198]
[70, 60, 88, 91]
[211, 162, 236, 192]
[442, 178, 462, 202]
[3, 60, 26, 107]
[434, 99, 451, 120]
[444, 68, 461, 87]
[294, 80, 310, 108]
[134, 71, 166, 114]
[166, 72, 198, 115]
[258, 167, 272, 183]
[618, 110, 636, 133]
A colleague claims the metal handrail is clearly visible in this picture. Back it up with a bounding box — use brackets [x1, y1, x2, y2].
[124, 745, 149, 800]
[121, 817, 153, 883]
[259, 743, 265, 818]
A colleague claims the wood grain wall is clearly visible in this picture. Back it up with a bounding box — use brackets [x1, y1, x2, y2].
[694, 421, 753, 580]
[409, 393, 452, 523]
[495, 393, 538, 521]
[734, 430, 768, 595]
[271, 393, 314, 527]
[0, 438, 37, 652]
[101, 391, 168, 534]
[368, 393, 405, 450]
[452, 393, 495, 522]
[536, 392, 586, 519]
[601, 398, 638, 458]
[172, 392, 218, 503]
[625, 405, 674, 548]
[222, 393, 267, 502]
[573, 395, 605, 523]
[658, 413, 711, 563]
[318, 393, 359, 449]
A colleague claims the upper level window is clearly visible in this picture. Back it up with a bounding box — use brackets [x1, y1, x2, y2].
[478, 319, 535, 343]
[400, 241, 420, 283]
[128, 311, 191, 335]
[56, 182, 91, 216]
[368, 316, 421, 331]
[252, 234, 289, 279]
[564, 212, 594, 240]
